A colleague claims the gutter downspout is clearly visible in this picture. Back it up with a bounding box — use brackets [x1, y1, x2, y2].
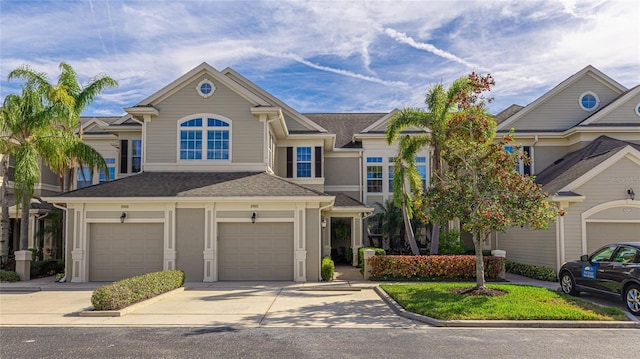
[531, 135, 539, 174]
[52, 203, 68, 283]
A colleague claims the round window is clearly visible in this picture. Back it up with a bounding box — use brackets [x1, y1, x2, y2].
[196, 79, 215, 98]
[635, 103, 640, 117]
[579, 92, 599, 111]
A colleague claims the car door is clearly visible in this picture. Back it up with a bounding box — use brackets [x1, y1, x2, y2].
[596, 246, 640, 295]
[575, 245, 617, 290]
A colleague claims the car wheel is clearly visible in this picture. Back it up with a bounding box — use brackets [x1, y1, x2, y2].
[624, 284, 640, 316]
[560, 271, 579, 296]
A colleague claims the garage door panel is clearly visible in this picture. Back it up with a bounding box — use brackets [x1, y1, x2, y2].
[218, 223, 293, 281]
[90, 223, 164, 282]
[587, 223, 640, 253]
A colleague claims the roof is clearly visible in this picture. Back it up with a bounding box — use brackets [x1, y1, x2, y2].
[54, 172, 331, 198]
[327, 192, 370, 208]
[493, 104, 524, 124]
[535, 136, 640, 194]
[304, 113, 387, 148]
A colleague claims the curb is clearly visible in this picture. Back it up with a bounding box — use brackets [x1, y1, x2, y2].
[0, 286, 42, 293]
[374, 287, 640, 329]
[79, 287, 185, 317]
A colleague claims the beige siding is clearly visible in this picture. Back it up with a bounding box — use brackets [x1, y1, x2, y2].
[305, 208, 321, 282]
[276, 146, 287, 177]
[562, 157, 640, 261]
[176, 208, 205, 281]
[590, 92, 640, 125]
[39, 158, 60, 189]
[325, 157, 360, 186]
[498, 223, 557, 269]
[509, 75, 622, 131]
[284, 113, 313, 132]
[146, 74, 263, 164]
[533, 146, 569, 174]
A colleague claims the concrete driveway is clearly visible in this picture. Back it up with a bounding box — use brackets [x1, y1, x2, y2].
[0, 279, 417, 328]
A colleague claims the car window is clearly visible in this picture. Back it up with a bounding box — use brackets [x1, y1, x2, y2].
[613, 247, 639, 264]
[590, 245, 616, 263]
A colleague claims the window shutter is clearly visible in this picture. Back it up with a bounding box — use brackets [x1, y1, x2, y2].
[286, 147, 293, 178]
[315, 146, 322, 177]
[120, 140, 128, 174]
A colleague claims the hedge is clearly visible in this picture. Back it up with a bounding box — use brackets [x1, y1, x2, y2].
[321, 256, 335, 281]
[0, 270, 20, 282]
[505, 260, 557, 282]
[30, 259, 64, 279]
[368, 255, 505, 280]
[91, 270, 185, 311]
[358, 247, 386, 268]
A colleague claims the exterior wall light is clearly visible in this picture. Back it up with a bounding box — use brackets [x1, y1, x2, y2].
[251, 212, 256, 224]
[120, 212, 127, 223]
[627, 188, 635, 201]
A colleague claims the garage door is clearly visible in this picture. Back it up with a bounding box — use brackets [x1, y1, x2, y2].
[586, 222, 640, 253]
[89, 223, 164, 281]
[218, 223, 294, 280]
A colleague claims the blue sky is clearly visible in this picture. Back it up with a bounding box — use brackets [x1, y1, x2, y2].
[1, 0, 639, 116]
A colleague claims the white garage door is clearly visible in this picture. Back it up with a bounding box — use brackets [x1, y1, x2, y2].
[586, 222, 640, 253]
[89, 223, 164, 281]
[218, 223, 294, 280]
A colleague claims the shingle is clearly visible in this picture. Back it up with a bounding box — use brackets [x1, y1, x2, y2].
[535, 136, 640, 194]
[304, 113, 387, 148]
[55, 172, 330, 198]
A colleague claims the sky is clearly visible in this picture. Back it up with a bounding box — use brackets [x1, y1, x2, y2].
[1, 0, 639, 117]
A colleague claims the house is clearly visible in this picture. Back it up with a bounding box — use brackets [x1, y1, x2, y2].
[490, 65, 640, 271]
[11, 63, 635, 282]
[41, 63, 433, 283]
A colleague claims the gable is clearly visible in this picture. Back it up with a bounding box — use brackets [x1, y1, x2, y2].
[498, 66, 627, 132]
[579, 86, 640, 126]
[573, 155, 640, 202]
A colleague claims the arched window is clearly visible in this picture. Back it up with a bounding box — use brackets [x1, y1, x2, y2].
[178, 116, 230, 160]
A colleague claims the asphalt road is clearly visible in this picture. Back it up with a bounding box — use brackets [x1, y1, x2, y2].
[1, 327, 638, 358]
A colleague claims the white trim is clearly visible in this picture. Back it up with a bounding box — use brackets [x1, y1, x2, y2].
[196, 78, 215, 98]
[143, 162, 267, 172]
[360, 110, 399, 133]
[578, 91, 599, 112]
[324, 185, 360, 192]
[581, 200, 640, 254]
[559, 146, 640, 192]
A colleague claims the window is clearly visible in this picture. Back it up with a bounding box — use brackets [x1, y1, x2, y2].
[635, 103, 640, 117]
[388, 165, 394, 192]
[179, 117, 230, 161]
[504, 145, 532, 175]
[590, 245, 616, 263]
[120, 139, 143, 174]
[579, 92, 599, 111]
[296, 147, 312, 177]
[416, 157, 427, 189]
[196, 79, 215, 98]
[99, 158, 116, 183]
[614, 246, 638, 264]
[77, 167, 92, 188]
[131, 140, 142, 172]
[367, 157, 383, 193]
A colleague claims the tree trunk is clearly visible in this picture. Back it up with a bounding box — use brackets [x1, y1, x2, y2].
[0, 157, 10, 256]
[19, 197, 30, 250]
[430, 223, 440, 254]
[401, 182, 420, 255]
[474, 231, 486, 290]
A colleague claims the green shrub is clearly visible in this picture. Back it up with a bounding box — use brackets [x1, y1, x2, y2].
[30, 259, 64, 279]
[321, 256, 335, 281]
[27, 248, 38, 261]
[368, 255, 505, 280]
[437, 229, 465, 255]
[55, 272, 65, 282]
[505, 260, 557, 282]
[0, 270, 20, 282]
[91, 270, 185, 311]
[358, 247, 386, 268]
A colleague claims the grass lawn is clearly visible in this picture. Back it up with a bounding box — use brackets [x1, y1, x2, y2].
[380, 283, 628, 321]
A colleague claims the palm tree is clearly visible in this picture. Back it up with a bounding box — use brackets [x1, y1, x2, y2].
[0, 75, 72, 250]
[9, 62, 117, 191]
[386, 77, 470, 254]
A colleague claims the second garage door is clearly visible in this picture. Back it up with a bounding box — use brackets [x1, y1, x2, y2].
[89, 223, 164, 281]
[586, 222, 640, 253]
[218, 222, 294, 280]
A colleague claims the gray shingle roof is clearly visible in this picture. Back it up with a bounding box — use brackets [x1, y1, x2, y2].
[304, 113, 387, 148]
[55, 172, 330, 198]
[535, 136, 640, 194]
[326, 192, 370, 208]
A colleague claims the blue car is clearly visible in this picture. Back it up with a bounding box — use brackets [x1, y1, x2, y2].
[558, 242, 640, 316]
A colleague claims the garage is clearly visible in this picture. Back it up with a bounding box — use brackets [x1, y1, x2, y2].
[586, 222, 640, 253]
[218, 222, 294, 280]
[89, 223, 164, 281]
